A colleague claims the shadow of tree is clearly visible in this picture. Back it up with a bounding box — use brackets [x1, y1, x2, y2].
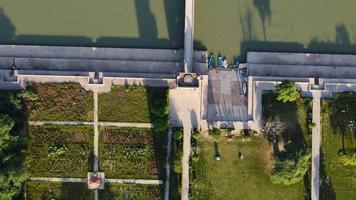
[0, 8, 15, 44]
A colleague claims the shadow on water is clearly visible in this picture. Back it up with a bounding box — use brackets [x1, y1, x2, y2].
[253, 0, 271, 40]
[0, 0, 184, 49]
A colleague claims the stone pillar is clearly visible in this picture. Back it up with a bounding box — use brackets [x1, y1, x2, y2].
[184, 0, 194, 73]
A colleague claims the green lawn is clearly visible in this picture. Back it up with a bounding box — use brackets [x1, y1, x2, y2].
[190, 136, 306, 200]
[27, 125, 94, 177]
[26, 182, 94, 200]
[99, 184, 163, 200]
[23, 83, 94, 121]
[321, 94, 356, 200]
[99, 127, 166, 179]
[0, 0, 183, 49]
[98, 86, 168, 124]
[195, 0, 356, 61]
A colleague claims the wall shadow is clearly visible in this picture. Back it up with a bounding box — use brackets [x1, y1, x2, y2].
[0, 0, 184, 49]
[0, 8, 15, 44]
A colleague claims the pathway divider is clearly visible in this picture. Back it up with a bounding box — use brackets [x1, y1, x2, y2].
[93, 90, 99, 172]
[164, 120, 174, 200]
[29, 177, 86, 183]
[311, 91, 321, 200]
[105, 179, 163, 185]
[28, 121, 153, 128]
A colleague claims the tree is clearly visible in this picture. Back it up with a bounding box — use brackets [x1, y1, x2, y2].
[0, 93, 27, 200]
[275, 80, 300, 103]
[265, 117, 286, 155]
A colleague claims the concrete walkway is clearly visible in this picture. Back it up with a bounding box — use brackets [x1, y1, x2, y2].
[184, 0, 195, 73]
[164, 121, 173, 200]
[29, 177, 86, 183]
[182, 126, 191, 200]
[28, 121, 94, 126]
[93, 90, 99, 172]
[29, 121, 153, 128]
[105, 179, 162, 185]
[311, 91, 321, 200]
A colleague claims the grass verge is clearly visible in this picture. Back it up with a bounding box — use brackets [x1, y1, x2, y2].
[190, 136, 306, 200]
[320, 94, 356, 199]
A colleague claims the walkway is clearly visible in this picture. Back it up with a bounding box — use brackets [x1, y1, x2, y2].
[164, 122, 173, 200]
[311, 91, 321, 200]
[28, 121, 153, 128]
[184, 0, 194, 73]
[182, 126, 191, 200]
[93, 90, 99, 172]
[105, 179, 162, 185]
[29, 177, 86, 183]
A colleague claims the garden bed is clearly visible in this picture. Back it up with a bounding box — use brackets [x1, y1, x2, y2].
[26, 182, 94, 200]
[99, 183, 163, 200]
[27, 125, 94, 177]
[99, 127, 166, 179]
[98, 86, 169, 124]
[22, 83, 94, 121]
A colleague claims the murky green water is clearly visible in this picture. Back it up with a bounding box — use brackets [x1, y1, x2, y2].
[195, 0, 356, 61]
[0, 0, 184, 49]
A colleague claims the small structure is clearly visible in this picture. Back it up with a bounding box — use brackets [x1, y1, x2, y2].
[87, 172, 105, 190]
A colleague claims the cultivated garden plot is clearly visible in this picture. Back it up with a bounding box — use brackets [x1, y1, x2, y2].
[22, 83, 94, 121]
[321, 93, 356, 199]
[99, 127, 166, 179]
[26, 182, 94, 200]
[99, 184, 163, 200]
[27, 125, 94, 177]
[98, 86, 169, 125]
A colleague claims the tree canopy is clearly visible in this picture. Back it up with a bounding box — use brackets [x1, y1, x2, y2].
[271, 151, 311, 185]
[275, 80, 301, 103]
[0, 93, 27, 200]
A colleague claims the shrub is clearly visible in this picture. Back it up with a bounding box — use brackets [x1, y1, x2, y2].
[173, 129, 183, 141]
[271, 151, 311, 185]
[275, 80, 300, 103]
[339, 149, 356, 166]
[208, 128, 221, 139]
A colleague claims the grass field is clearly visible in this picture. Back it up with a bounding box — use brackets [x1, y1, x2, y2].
[321, 94, 356, 200]
[26, 182, 94, 200]
[190, 136, 306, 200]
[98, 86, 168, 124]
[99, 127, 166, 179]
[195, 0, 356, 61]
[0, 0, 183, 49]
[99, 184, 163, 200]
[27, 125, 93, 177]
[23, 83, 93, 121]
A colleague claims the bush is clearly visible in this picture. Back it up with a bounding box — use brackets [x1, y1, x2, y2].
[275, 80, 301, 103]
[339, 149, 356, 166]
[271, 151, 311, 185]
[208, 128, 221, 139]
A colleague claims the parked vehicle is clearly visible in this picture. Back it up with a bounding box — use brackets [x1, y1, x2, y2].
[208, 54, 215, 68]
[218, 56, 224, 68]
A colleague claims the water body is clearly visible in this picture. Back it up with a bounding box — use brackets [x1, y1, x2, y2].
[0, 0, 184, 49]
[195, 0, 356, 62]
